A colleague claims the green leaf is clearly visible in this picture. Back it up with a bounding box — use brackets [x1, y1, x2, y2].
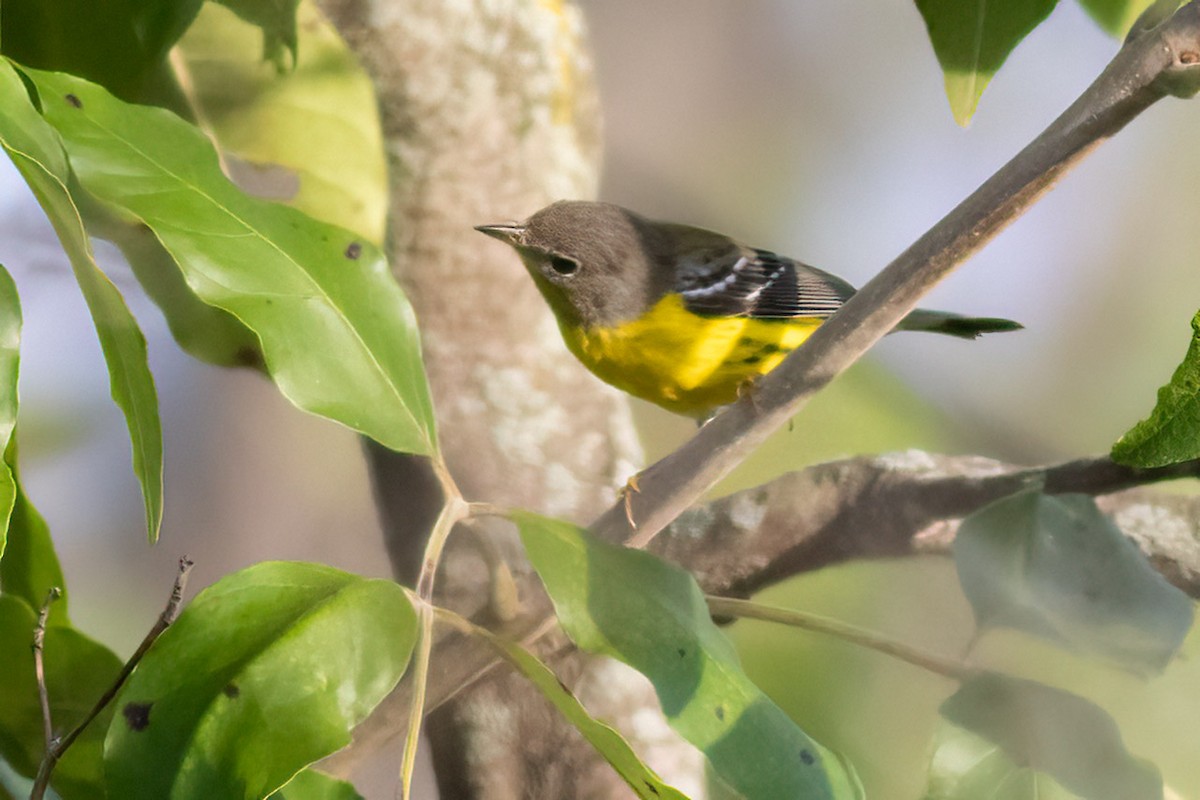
[0, 0, 204, 101]
[927, 718, 1088, 799]
[0, 594, 124, 800]
[937, 673, 1162, 800]
[469, 618, 690, 800]
[87, 211, 263, 368]
[104, 562, 417, 800]
[176, 1, 388, 242]
[954, 491, 1193, 674]
[514, 512, 861, 800]
[26, 68, 438, 456]
[273, 769, 363, 800]
[1111, 311, 1200, 467]
[1076, 0, 1177, 37]
[0, 60, 165, 543]
[914, 0, 1059, 125]
[214, 0, 304, 70]
[0, 758, 37, 800]
[0, 465, 70, 627]
[0, 265, 21, 563]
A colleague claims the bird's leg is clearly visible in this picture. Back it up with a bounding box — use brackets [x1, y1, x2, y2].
[617, 472, 641, 530]
[736, 375, 763, 414]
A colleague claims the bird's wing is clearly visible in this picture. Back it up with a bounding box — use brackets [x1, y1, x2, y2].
[676, 247, 857, 319]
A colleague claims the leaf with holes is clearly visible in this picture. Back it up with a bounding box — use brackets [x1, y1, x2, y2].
[176, 1, 387, 242]
[104, 562, 416, 800]
[0, 595, 123, 800]
[25, 67, 437, 456]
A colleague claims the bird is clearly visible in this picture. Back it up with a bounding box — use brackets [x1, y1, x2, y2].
[476, 201, 1020, 418]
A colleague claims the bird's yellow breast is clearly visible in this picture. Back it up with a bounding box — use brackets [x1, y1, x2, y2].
[559, 293, 822, 416]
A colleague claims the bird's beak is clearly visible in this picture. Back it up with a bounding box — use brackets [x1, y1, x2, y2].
[474, 222, 525, 245]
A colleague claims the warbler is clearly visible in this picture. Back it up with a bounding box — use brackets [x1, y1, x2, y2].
[477, 201, 1020, 417]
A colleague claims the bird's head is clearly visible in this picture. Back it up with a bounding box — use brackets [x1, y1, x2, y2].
[476, 201, 667, 329]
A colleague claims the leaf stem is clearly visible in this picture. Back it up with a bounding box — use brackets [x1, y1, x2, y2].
[398, 476, 470, 800]
[30, 557, 193, 800]
[467, 501, 511, 518]
[706, 595, 976, 682]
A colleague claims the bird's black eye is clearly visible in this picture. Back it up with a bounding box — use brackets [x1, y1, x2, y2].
[549, 255, 579, 276]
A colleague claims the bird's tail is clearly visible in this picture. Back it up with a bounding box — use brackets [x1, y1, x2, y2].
[897, 309, 1023, 339]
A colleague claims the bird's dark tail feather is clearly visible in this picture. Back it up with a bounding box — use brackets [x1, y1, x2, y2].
[898, 309, 1023, 339]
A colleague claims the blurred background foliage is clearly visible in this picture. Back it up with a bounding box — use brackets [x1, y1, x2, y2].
[0, 1, 1197, 797]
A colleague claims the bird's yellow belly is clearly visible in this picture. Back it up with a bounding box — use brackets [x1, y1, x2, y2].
[560, 294, 821, 416]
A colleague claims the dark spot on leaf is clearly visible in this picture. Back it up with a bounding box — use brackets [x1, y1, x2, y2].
[642, 780, 660, 796]
[677, 648, 686, 658]
[223, 683, 240, 698]
[123, 701, 152, 731]
[714, 705, 725, 721]
[799, 748, 814, 765]
[741, 354, 763, 365]
[64, 93, 82, 108]
[760, 343, 782, 354]
[345, 241, 362, 259]
[739, 336, 756, 346]
[234, 346, 264, 369]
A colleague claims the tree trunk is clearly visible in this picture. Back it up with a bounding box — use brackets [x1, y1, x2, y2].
[315, 1, 700, 796]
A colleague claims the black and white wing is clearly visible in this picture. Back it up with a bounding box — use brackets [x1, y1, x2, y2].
[676, 247, 857, 320]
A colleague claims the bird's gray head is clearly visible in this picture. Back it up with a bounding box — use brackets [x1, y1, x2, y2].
[475, 201, 669, 329]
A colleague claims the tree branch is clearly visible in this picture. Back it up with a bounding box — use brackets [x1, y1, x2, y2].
[649, 453, 1200, 599]
[316, 2, 673, 796]
[598, 2, 1200, 549]
[329, 449, 1200, 786]
[324, 7, 1200, 785]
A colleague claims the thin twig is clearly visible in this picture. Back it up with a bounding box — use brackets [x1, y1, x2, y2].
[597, 4, 1200, 549]
[323, 5, 1200, 776]
[707, 596, 975, 682]
[650, 452, 1200, 602]
[32, 588, 62, 754]
[30, 557, 194, 800]
[326, 450, 1200, 779]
